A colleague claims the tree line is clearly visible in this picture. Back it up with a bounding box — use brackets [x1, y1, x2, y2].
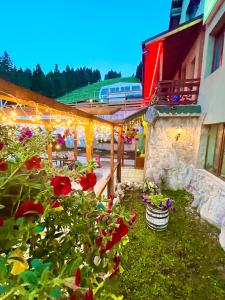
[0, 51, 142, 99]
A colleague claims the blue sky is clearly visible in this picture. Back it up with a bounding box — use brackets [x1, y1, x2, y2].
[1, 0, 171, 77]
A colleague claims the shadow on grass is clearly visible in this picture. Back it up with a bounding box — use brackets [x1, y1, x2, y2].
[105, 190, 225, 300]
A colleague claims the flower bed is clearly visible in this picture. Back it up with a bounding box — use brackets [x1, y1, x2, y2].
[0, 125, 134, 299]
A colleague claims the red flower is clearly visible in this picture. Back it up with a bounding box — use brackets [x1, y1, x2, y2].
[50, 176, 72, 196]
[100, 219, 128, 254]
[75, 267, 81, 288]
[84, 289, 93, 300]
[108, 195, 113, 210]
[0, 160, 7, 172]
[0, 217, 4, 226]
[69, 294, 77, 300]
[0, 142, 4, 151]
[52, 200, 61, 208]
[25, 156, 42, 170]
[15, 200, 44, 219]
[96, 236, 103, 247]
[129, 211, 137, 225]
[79, 172, 97, 191]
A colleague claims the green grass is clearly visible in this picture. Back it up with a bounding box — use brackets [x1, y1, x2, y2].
[57, 76, 139, 104]
[105, 190, 225, 300]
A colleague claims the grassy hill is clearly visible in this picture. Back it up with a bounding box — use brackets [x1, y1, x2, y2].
[57, 76, 139, 104]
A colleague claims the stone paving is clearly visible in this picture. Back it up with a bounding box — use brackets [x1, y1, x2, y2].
[121, 166, 144, 183]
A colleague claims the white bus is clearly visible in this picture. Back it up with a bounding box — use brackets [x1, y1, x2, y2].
[99, 82, 142, 101]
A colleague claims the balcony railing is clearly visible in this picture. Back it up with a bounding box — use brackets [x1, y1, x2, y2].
[154, 78, 200, 105]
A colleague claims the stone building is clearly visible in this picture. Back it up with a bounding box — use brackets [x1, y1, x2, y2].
[142, 0, 225, 249]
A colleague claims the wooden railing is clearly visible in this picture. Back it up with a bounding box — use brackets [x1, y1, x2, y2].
[96, 162, 120, 196]
[154, 78, 200, 105]
[69, 99, 144, 109]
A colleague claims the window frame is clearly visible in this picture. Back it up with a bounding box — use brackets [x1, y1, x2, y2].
[205, 123, 225, 181]
[211, 27, 225, 73]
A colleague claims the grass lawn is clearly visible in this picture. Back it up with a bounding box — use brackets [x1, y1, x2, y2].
[57, 76, 139, 104]
[105, 190, 225, 300]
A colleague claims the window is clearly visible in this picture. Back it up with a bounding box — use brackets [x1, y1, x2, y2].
[110, 88, 116, 93]
[132, 85, 141, 91]
[212, 28, 225, 72]
[205, 124, 225, 180]
[124, 86, 130, 92]
[101, 88, 109, 95]
[186, 0, 200, 21]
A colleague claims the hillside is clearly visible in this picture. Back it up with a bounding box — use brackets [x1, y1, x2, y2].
[57, 76, 139, 104]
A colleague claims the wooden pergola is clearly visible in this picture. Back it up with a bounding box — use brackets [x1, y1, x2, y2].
[0, 78, 123, 196]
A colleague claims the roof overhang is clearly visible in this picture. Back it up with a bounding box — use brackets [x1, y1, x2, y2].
[143, 16, 203, 81]
[143, 15, 203, 46]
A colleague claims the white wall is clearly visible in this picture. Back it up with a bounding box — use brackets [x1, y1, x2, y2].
[199, 2, 225, 124]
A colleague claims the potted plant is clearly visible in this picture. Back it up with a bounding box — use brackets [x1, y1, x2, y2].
[141, 189, 175, 231]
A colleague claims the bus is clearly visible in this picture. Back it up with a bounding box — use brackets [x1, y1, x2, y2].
[99, 82, 142, 101]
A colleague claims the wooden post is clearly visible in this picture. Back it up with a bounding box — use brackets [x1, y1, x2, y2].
[117, 126, 122, 183]
[73, 128, 78, 161]
[108, 125, 114, 197]
[121, 138, 125, 167]
[84, 120, 94, 162]
[47, 143, 52, 167]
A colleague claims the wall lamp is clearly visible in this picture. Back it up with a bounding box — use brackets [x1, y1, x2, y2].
[175, 127, 183, 141]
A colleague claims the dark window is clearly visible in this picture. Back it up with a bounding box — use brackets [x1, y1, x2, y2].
[101, 88, 109, 95]
[110, 88, 116, 93]
[205, 124, 225, 180]
[124, 86, 130, 92]
[212, 28, 224, 72]
[186, 0, 200, 20]
[132, 85, 141, 91]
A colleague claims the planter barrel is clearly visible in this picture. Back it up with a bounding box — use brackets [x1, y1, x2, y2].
[146, 204, 169, 231]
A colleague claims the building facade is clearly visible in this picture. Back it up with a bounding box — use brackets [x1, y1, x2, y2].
[143, 0, 225, 249]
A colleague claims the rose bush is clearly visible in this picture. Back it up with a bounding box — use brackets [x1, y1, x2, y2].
[0, 125, 134, 299]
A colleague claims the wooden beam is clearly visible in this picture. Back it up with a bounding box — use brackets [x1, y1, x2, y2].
[121, 137, 125, 167]
[84, 120, 94, 161]
[77, 106, 121, 115]
[108, 126, 114, 197]
[0, 78, 118, 126]
[73, 128, 78, 161]
[117, 127, 122, 183]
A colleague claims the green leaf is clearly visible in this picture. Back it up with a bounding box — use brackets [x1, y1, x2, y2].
[0, 258, 7, 280]
[34, 225, 45, 233]
[16, 217, 25, 225]
[50, 287, 61, 298]
[31, 259, 42, 270]
[0, 285, 8, 294]
[19, 271, 38, 285]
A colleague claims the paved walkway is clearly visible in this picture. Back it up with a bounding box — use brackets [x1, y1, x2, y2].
[121, 166, 144, 183]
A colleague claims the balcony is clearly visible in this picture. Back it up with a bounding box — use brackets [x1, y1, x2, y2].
[154, 78, 200, 105]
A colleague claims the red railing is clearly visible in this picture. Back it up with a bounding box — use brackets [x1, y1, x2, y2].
[154, 78, 200, 105]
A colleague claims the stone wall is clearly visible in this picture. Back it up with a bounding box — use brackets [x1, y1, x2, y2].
[144, 116, 202, 189]
[186, 169, 225, 250]
[144, 115, 225, 250]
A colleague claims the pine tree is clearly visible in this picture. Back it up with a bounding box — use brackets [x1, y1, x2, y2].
[31, 64, 47, 95]
[46, 72, 56, 98]
[53, 64, 67, 97]
[136, 62, 142, 82]
[104, 70, 121, 80]
[0, 51, 14, 73]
